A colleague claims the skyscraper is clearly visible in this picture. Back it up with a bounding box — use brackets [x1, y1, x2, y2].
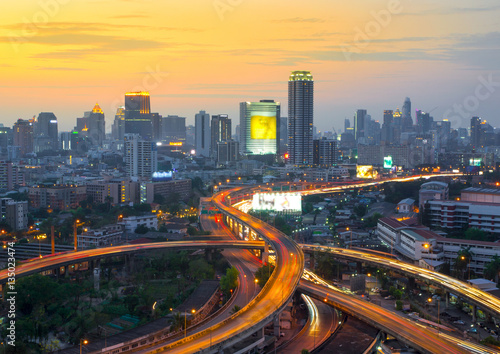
[34, 112, 58, 152]
[344, 118, 350, 133]
[288, 71, 313, 165]
[76, 104, 105, 146]
[195, 110, 211, 157]
[13, 119, 33, 156]
[124, 134, 157, 178]
[470, 116, 482, 148]
[240, 100, 280, 156]
[354, 109, 367, 142]
[313, 138, 338, 166]
[382, 110, 394, 143]
[162, 115, 186, 144]
[211, 114, 231, 157]
[124, 92, 152, 140]
[402, 97, 413, 131]
[112, 106, 126, 141]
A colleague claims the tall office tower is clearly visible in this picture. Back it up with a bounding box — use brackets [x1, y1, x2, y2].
[313, 138, 338, 166]
[162, 115, 186, 144]
[124, 134, 157, 178]
[217, 140, 239, 164]
[76, 104, 105, 146]
[151, 113, 162, 141]
[354, 109, 367, 142]
[382, 110, 394, 143]
[288, 71, 314, 165]
[470, 116, 482, 148]
[210, 114, 231, 157]
[416, 110, 433, 134]
[344, 118, 351, 133]
[195, 110, 211, 157]
[186, 125, 195, 146]
[279, 117, 288, 155]
[124, 92, 152, 140]
[0, 127, 12, 156]
[34, 112, 58, 152]
[402, 97, 413, 131]
[13, 119, 34, 156]
[240, 100, 280, 156]
[112, 106, 126, 141]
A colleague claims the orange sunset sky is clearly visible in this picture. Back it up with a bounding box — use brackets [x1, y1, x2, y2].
[1, 0, 499, 132]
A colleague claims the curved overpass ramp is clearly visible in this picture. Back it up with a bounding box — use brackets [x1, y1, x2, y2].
[301, 245, 500, 320]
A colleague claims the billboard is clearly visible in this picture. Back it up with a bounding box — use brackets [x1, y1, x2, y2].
[469, 158, 482, 167]
[357, 165, 377, 179]
[384, 156, 393, 169]
[251, 114, 276, 140]
[252, 193, 302, 213]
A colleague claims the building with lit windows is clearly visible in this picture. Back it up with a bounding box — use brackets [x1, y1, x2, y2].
[13, 119, 34, 156]
[240, 100, 280, 157]
[211, 114, 231, 158]
[86, 179, 139, 205]
[195, 110, 211, 157]
[288, 71, 313, 165]
[77, 224, 124, 249]
[124, 134, 157, 178]
[29, 185, 87, 211]
[124, 92, 152, 140]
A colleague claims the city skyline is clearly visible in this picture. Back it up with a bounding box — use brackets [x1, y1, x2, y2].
[1, 1, 499, 132]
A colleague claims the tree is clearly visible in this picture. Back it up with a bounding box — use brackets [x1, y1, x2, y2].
[353, 204, 367, 218]
[220, 267, 239, 296]
[465, 228, 487, 241]
[255, 264, 275, 287]
[454, 247, 474, 279]
[395, 300, 403, 311]
[420, 201, 431, 227]
[230, 305, 241, 315]
[484, 255, 500, 283]
[135, 224, 149, 234]
[189, 259, 214, 280]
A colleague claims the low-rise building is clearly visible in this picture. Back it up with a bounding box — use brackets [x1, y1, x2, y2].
[119, 215, 158, 233]
[140, 179, 192, 204]
[0, 198, 28, 230]
[78, 224, 124, 249]
[29, 184, 86, 210]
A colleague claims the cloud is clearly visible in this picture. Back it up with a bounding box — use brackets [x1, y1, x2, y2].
[272, 17, 326, 23]
[404, 5, 500, 16]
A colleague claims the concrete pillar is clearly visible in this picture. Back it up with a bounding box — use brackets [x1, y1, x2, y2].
[205, 249, 213, 262]
[262, 242, 269, 264]
[408, 277, 416, 291]
[274, 314, 281, 337]
[445, 291, 449, 308]
[309, 253, 315, 270]
[356, 261, 362, 274]
[472, 305, 477, 323]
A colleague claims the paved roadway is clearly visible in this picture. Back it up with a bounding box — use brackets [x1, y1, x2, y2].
[301, 244, 500, 321]
[278, 294, 338, 354]
[149, 189, 304, 353]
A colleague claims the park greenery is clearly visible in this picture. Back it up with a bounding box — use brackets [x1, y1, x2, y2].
[2, 250, 229, 352]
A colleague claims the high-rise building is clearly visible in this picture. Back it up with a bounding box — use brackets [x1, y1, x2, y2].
[354, 109, 367, 141]
[279, 117, 288, 155]
[402, 97, 413, 131]
[34, 112, 58, 152]
[240, 100, 280, 156]
[0, 127, 12, 156]
[186, 125, 195, 146]
[344, 118, 351, 133]
[13, 119, 34, 156]
[313, 138, 338, 166]
[288, 71, 314, 165]
[416, 110, 433, 134]
[76, 104, 105, 146]
[124, 92, 152, 140]
[151, 113, 162, 141]
[470, 116, 482, 148]
[124, 134, 158, 178]
[195, 110, 211, 157]
[112, 106, 126, 141]
[217, 140, 239, 164]
[162, 115, 186, 144]
[382, 110, 394, 143]
[211, 114, 231, 157]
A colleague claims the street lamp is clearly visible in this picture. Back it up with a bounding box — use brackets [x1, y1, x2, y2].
[461, 256, 472, 280]
[74, 219, 80, 252]
[80, 339, 88, 354]
[185, 309, 195, 338]
[428, 297, 440, 335]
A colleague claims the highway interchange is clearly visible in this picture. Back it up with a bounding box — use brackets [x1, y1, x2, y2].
[4, 174, 500, 353]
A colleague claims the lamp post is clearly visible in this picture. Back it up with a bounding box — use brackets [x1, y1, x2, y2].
[80, 339, 88, 354]
[461, 256, 472, 280]
[74, 219, 80, 252]
[185, 309, 195, 338]
[428, 298, 440, 335]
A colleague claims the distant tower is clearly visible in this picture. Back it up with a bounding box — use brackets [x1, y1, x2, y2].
[34, 112, 58, 152]
[470, 116, 482, 148]
[13, 119, 34, 156]
[402, 97, 413, 131]
[211, 115, 231, 157]
[354, 109, 367, 141]
[112, 106, 126, 141]
[288, 71, 314, 165]
[195, 110, 211, 157]
[344, 118, 350, 133]
[124, 134, 157, 178]
[124, 92, 152, 140]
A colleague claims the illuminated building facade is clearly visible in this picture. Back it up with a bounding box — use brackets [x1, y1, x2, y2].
[211, 114, 231, 158]
[195, 110, 211, 157]
[124, 92, 152, 140]
[239, 100, 280, 156]
[112, 106, 126, 141]
[124, 134, 158, 178]
[288, 71, 313, 165]
[13, 119, 34, 156]
[34, 112, 58, 152]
